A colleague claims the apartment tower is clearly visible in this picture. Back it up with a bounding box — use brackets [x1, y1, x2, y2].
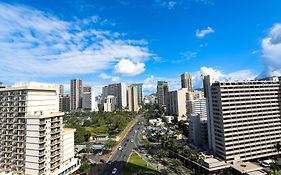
[70, 79, 82, 111]
[0, 83, 80, 175]
[127, 85, 139, 112]
[205, 76, 281, 162]
[181, 72, 193, 92]
[157, 81, 169, 107]
[102, 83, 127, 110]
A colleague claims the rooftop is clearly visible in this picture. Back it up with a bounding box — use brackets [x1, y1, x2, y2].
[63, 128, 76, 133]
[231, 162, 263, 174]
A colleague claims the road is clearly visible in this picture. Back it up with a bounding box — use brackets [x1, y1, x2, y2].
[100, 116, 143, 175]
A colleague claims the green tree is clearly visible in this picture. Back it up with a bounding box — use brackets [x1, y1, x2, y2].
[270, 162, 279, 174]
[104, 139, 117, 150]
[274, 142, 281, 158]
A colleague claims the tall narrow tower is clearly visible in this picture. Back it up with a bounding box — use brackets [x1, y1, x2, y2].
[70, 79, 82, 111]
[181, 72, 192, 91]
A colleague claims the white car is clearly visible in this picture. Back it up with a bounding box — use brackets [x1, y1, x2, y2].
[112, 168, 117, 174]
[118, 146, 122, 151]
[130, 139, 134, 143]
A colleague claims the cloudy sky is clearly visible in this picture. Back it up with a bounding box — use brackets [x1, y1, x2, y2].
[0, 0, 281, 94]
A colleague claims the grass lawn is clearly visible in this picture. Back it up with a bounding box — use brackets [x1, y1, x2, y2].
[85, 125, 108, 135]
[122, 153, 159, 175]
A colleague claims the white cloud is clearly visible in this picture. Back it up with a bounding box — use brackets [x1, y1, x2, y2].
[194, 67, 256, 88]
[0, 2, 152, 83]
[114, 59, 145, 76]
[258, 23, 281, 78]
[196, 26, 214, 38]
[99, 73, 120, 82]
[154, 0, 178, 10]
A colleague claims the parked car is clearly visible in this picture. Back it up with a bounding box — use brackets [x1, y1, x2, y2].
[112, 168, 117, 174]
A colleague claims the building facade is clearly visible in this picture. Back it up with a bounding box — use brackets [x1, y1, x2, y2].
[0, 83, 80, 175]
[157, 81, 169, 107]
[132, 83, 143, 106]
[102, 83, 127, 110]
[189, 114, 208, 148]
[205, 76, 281, 162]
[70, 79, 82, 111]
[103, 95, 117, 112]
[59, 95, 70, 112]
[167, 88, 189, 121]
[181, 72, 193, 91]
[127, 85, 139, 112]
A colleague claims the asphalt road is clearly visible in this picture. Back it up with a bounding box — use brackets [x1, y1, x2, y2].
[100, 117, 143, 175]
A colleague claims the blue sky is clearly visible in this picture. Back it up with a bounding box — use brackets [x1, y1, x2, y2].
[0, 0, 281, 94]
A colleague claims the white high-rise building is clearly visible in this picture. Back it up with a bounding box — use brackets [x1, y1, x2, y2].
[0, 83, 80, 175]
[102, 83, 127, 110]
[167, 88, 189, 121]
[70, 79, 82, 111]
[82, 89, 98, 112]
[104, 95, 117, 112]
[205, 76, 281, 162]
[127, 85, 139, 112]
[186, 91, 206, 118]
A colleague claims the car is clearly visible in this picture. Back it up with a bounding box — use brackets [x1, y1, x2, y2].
[124, 143, 127, 146]
[107, 161, 112, 165]
[98, 151, 103, 156]
[130, 139, 134, 143]
[112, 168, 117, 174]
[118, 146, 122, 151]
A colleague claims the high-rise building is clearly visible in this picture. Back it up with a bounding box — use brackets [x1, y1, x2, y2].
[103, 95, 117, 112]
[59, 85, 64, 96]
[0, 83, 80, 175]
[189, 114, 208, 147]
[102, 83, 127, 110]
[167, 88, 189, 121]
[59, 94, 70, 112]
[157, 81, 169, 107]
[205, 76, 281, 162]
[132, 83, 143, 105]
[82, 86, 92, 93]
[127, 85, 139, 112]
[181, 72, 192, 91]
[70, 79, 82, 111]
[186, 91, 206, 118]
[82, 89, 98, 112]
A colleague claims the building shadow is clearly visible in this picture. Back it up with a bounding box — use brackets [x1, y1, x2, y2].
[88, 160, 162, 175]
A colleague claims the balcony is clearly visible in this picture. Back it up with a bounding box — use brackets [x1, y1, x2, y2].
[50, 151, 60, 158]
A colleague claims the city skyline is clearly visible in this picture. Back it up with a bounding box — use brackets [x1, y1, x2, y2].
[0, 0, 281, 95]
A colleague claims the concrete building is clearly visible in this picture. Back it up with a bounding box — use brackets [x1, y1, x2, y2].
[82, 90, 98, 112]
[189, 114, 208, 147]
[131, 83, 143, 105]
[59, 94, 70, 112]
[0, 83, 80, 175]
[181, 72, 193, 91]
[205, 76, 281, 162]
[186, 91, 207, 118]
[59, 85, 64, 96]
[157, 81, 169, 107]
[167, 88, 189, 121]
[127, 85, 139, 112]
[70, 79, 82, 111]
[102, 83, 127, 110]
[103, 95, 117, 112]
[82, 86, 92, 93]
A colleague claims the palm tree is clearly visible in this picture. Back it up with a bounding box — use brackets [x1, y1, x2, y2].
[274, 142, 281, 158]
[270, 162, 279, 174]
